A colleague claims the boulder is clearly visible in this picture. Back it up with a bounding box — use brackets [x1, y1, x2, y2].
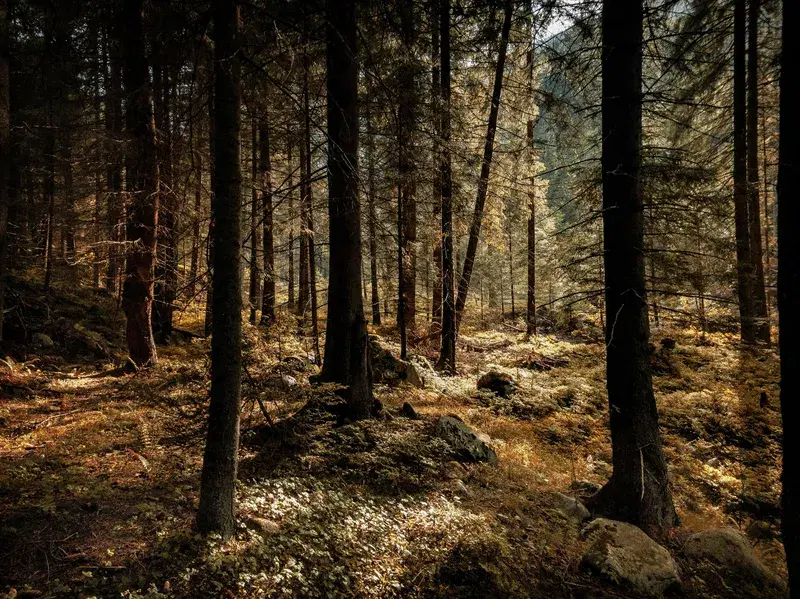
[477, 371, 516, 398]
[435, 415, 498, 466]
[399, 401, 420, 420]
[549, 491, 590, 524]
[33, 333, 55, 349]
[265, 374, 298, 390]
[405, 360, 426, 388]
[580, 518, 680, 596]
[682, 528, 785, 596]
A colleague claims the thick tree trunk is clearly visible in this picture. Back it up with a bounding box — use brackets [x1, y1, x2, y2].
[747, 0, 768, 342]
[585, 0, 677, 538]
[120, 0, 158, 367]
[320, 0, 373, 419]
[259, 115, 275, 325]
[454, 0, 512, 329]
[198, 0, 242, 540]
[0, 0, 8, 343]
[435, 0, 455, 373]
[778, 0, 800, 591]
[733, 0, 756, 344]
[365, 103, 381, 325]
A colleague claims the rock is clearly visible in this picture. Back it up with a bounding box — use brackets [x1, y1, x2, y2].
[569, 479, 601, 497]
[281, 355, 314, 372]
[405, 360, 426, 388]
[580, 518, 680, 596]
[442, 460, 467, 480]
[32, 333, 54, 349]
[399, 401, 420, 420]
[549, 491, 590, 524]
[246, 517, 281, 536]
[369, 335, 407, 384]
[265, 374, 298, 390]
[435, 415, 498, 466]
[477, 371, 516, 398]
[682, 528, 785, 596]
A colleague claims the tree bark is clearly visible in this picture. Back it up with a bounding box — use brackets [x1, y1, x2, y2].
[747, 0, 768, 342]
[430, 2, 442, 330]
[0, 0, 8, 343]
[526, 10, 536, 337]
[319, 0, 373, 419]
[198, 0, 242, 540]
[585, 0, 677, 538]
[248, 117, 260, 324]
[733, 0, 756, 344]
[287, 134, 295, 313]
[120, 0, 159, 367]
[454, 0, 512, 329]
[435, 0, 455, 373]
[778, 0, 800, 591]
[365, 102, 381, 325]
[259, 114, 275, 325]
[105, 24, 124, 296]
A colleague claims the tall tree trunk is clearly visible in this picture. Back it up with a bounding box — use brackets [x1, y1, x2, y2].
[297, 33, 311, 319]
[0, 0, 8, 343]
[204, 80, 216, 337]
[435, 0, 455, 373]
[733, 0, 756, 344]
[585, 0, 677, 538]
[747, 0, 768, 342]
[92, 21, 103, 289]
[398, 0, 417, 335]
[508, 233, 515, 319]
[286, 134, 295, 313]
[188, 140, 202, 297]
[260, 114, 275, 325]
[43, 100, 55, 292]
[61, 129, 75, 262]
[454, 0, 512, 328]
[778, 0, 800, 591]
[105, 27, 124, 295]
[120, 0, 159, 367]
[320, 0, 373, 419]
[525, 10, 536, 337]
[430, 2, 442, 330]
[198, 0, 242, 540]
[366, 103, 381, 325]
[248, 117, 260, 323]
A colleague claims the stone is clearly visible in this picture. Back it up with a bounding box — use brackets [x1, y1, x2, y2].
[405, 361, 426, 388]
[246, 517, 281, 536]
[266, 374, 298, 390]
[435, 415, 498, 466]
[682, 528, 785, 596]
[33, 333, 55, 349]
[442, 460, 467, 480]
[549, 491, 590, 524]
[580, 518, 680, 596]
[477, 371, 516, 398]
[399, 401, 420, 420]
[569, 479, 601, 497]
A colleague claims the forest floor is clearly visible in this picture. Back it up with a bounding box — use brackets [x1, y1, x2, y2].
[0, 276, 787, 598]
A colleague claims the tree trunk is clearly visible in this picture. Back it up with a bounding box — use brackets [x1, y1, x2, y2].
[43, 100, 55, 292]
[297, 34, 311, 320]
[454, 0, 512, 329]
[0, 0, 8, 342]
[120, 0, 159, 367]
[778, 0, 800, 591]
[435, 0, 455, 373]
[525, 11, 536, 337]
[198, 0, 242, 540]
[286, 134, 295, 313]
[733, 0, 756, 344]
[105, 26, 124, 295]
[366, 102, 381, 325]
[319, 0, 374, 419]
[585, 0, 677, 538]
[747, 0, 768, 342]
[430, 1, 442, 330]
[248, 117, 260, 324]
[259, 114, 275, 325]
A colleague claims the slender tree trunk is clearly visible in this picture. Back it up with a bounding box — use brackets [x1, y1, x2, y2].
[204, 80, 216, 337]
[435, 0, 455, 373]
[525, 11, 536, 337]
[320, 0, 373, 418]
[778, 0, 800, 592]
[43, 101, 55, 292]
[454, 0, 512, 329]
[0, 0, 8, 342]
[189, 146, 202, 297]
[509, 233, 515, 319]
[248, 117, 260, 324]
[120, 0, 159, 367]
[198, 0, 242, 540]
[397, 175, 407, 358]
[106, 27, 123, 295]
[585, 0, 677, 538]
[287, 134, 295, 313]
[733, 0, 756, 344]
[430, 1, 442, 330]
[366, 103, 381, 325]
[259, 114, 275, 325]
[92, 22, 103, 289]
[747, 0, 768, 342]
[297, 33, 311, 320]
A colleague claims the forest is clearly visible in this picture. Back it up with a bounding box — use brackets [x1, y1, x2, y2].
[0, 0, 798, 596]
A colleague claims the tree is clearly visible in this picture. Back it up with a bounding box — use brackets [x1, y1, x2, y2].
[778, 0, 800, 591]
[454, 0, 513, 329]
[435, 0, 455, 373]
[259, 112, 275, 326]
[197, 0, 242, 539]
[120, 0, 159, 367]
[0, 0, 8, 344]
[585, 0, 677, 537]
[319, 0, 373, 420]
